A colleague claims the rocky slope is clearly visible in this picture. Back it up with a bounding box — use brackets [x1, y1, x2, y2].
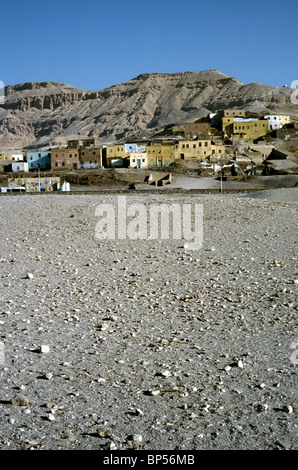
[0, 70, 297, 150]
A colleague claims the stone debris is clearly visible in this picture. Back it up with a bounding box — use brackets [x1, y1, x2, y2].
[11, 395, 30, 407]
[0, 192, 297, 450]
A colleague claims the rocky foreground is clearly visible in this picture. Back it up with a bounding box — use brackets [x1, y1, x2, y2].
[0, 190, 297, 450]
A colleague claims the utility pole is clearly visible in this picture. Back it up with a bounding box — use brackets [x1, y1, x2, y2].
[37, 164, 40, 192]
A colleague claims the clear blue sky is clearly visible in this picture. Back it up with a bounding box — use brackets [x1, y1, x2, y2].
[1, 0, 297, 90]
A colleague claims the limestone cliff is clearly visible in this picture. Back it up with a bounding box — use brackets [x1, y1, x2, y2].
[0, 70, 297, 149]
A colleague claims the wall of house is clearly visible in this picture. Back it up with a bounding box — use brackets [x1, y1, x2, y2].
[184, 122, 211, 138]
[27, 151, 51, 170]
[51, 148, 79, 170]
[129, 152, 148, 168]
[232, 119, 269, 140]
[264, 115, 281, 131]
[146, 144, 174, 167]
[223, 110, 246, 117]
[175, 140, 212, 160]
[79, 147, 102, 167]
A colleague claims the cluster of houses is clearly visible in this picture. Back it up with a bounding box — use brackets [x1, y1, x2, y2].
[0, 110, 294, 175]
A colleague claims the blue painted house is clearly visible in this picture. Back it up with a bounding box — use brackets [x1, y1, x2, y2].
[26, 151, 51, 170]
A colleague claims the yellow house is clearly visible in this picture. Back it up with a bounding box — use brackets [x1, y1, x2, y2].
[222, 117, 270, 140]
[146, 143, 174, 167]
[105, 144, 127, 167]
[222, 116, 235, 134]
[0, 153, 12, 161]
[211, 143, 225, 161]
[174, 139, 212, 160]
[232, 119, 269, 140]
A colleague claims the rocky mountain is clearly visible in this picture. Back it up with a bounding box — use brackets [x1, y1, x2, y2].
[0, 70, 297, 150]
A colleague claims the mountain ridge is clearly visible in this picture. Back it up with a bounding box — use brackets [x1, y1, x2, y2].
[0, 70, 297, 150]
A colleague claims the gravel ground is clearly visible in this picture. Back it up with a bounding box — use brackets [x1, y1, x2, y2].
[0, 190, 297, 450]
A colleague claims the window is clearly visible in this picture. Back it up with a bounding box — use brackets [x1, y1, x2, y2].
[193, 144, 196, 148]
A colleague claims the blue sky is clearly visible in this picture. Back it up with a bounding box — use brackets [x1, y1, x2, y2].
[1, 0, 297, 90]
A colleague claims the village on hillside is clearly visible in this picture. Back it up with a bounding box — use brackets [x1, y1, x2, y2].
[0, 108, 297, 192]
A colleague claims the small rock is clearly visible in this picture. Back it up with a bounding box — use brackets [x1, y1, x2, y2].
[48, 413, 55, 421]
[109, 442, 118, 450]
[27, 440, 39, 448]
[97, 428, 110, 438]
[26, 273, 34, 279]
[132, 434, 143, 443]
[161, 370, 171, 377]
[39, 345, 50, 354]
[282, 405, 293, 414]
[254, 403, 269, 412]
[11, 395, 30, 407]
[149, 390, 161, 396]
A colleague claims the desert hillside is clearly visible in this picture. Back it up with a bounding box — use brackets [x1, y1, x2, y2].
[0, 70, 297, 150]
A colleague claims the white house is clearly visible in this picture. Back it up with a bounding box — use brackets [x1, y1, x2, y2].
[129, 152, 148, 169]
[12, 161, 29, 172]
[264, 115, 281, 131]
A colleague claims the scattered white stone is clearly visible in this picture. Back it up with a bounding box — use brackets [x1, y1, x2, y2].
[135, 408, 144, 417]
[149, 390, 161, 396]
[26, 273, 34, 279]
[282, 405, 293, 414]
[132, 434, 143, 443]
[225, 365, 232, 372]
[238, 360, 244, 368]
[161, 370, 171, 377]
[48, 413, 55, 421]
[109, 442, 118, 450]
[39, 345, 50, 354]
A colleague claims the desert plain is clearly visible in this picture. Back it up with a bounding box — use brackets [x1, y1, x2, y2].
[0, 187, 297, 450]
